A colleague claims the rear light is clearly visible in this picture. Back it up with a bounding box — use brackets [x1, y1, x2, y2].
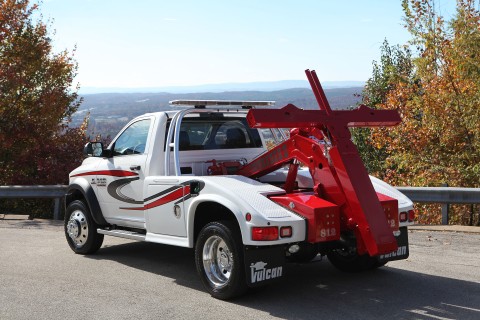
[399, 211, 408, 222]
[280, 226, 292, 238]
[252, 227, 278, 241]
[408, 210, 415, 222]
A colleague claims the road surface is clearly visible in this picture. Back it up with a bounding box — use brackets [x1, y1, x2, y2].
[0, 222, 479, 320]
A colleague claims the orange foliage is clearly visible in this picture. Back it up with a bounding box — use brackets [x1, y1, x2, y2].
[367, 0, 480, 189]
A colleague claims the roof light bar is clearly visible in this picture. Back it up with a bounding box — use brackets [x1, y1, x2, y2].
[169, 100, 275, 109]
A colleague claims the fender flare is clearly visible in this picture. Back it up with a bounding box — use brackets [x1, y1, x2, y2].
[66, 179, 108, 226]
[186, 194, 246, 248]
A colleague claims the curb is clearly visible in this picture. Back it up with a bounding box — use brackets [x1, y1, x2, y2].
[409, 225, 480, 234]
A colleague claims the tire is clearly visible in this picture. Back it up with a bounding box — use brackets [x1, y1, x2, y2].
[327, 247, 384, 272]
[65, 200, 104, 254]
[195, 221, 247, 300]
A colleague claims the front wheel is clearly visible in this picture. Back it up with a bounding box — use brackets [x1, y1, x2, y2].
[65, 200, 104, 254]
[195, 221, 247, 300]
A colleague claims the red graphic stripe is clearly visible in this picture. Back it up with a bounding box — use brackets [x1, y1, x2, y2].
[71, 170, 138, 177]
[122, 186, 190, 211]
[144, 188, 184, 209]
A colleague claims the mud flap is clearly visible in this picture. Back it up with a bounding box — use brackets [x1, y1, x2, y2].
[377, 227, 409, 263]
[244, 245, 285, 287]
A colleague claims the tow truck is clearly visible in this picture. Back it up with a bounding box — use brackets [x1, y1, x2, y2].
[65, 70, 414, 299]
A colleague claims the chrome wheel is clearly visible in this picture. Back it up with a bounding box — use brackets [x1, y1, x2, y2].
[202, 235, 233, 288]
[195, 221, 247, 299]
[66, 209, 89, 248]
[65, 200, 104, 254]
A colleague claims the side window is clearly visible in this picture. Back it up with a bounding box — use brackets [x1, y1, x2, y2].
[259, 129, 276, 150]
[259, 128, 288, 150]
[113, 119, 151, 156]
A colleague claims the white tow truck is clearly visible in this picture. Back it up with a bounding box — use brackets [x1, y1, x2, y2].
[65, 75, 415, 300]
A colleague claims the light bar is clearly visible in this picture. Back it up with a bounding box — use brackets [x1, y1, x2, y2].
[169, 100, 275, 108]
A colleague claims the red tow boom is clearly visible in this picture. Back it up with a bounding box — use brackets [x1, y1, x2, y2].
[238, 70, 401, 256]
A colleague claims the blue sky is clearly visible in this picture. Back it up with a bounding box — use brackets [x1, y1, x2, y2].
[40, 0, 457, 89]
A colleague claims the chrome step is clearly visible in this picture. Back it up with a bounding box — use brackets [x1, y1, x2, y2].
[97, 229, 146, 241]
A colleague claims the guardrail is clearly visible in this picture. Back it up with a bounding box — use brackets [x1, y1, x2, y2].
[0, 185, 67, 220]
[1, 185, 479, 224]
[396, 187, 480, 225]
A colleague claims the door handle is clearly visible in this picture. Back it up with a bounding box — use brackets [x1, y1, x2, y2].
[130, 165, 141, 171]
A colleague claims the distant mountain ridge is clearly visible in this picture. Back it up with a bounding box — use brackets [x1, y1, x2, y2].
[76, 86, 364, 137]
[80, 80, 365, 94]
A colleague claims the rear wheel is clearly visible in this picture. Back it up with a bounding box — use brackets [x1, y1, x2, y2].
[195, 221, 247, 300]
[327, 246, 384, 272]
[65, 200, 104, 254]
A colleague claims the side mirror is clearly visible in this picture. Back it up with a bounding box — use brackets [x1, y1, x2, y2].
[83, 142, 104, 157]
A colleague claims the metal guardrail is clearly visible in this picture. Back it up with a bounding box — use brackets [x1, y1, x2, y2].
[396, 187, 480, 225]
[0, 185, 67, 220]
[1, 185, 478, 224]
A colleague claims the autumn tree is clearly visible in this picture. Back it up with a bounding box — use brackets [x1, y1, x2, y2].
[356, 0, 480, 224]
[0, 0, 86, 185]
[358, 0, 480, 190]
[353, 40, 414, 177]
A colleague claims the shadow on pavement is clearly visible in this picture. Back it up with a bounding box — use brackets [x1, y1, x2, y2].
[87, 241, 480, 320]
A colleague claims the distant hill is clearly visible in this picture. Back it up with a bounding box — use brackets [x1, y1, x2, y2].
[75, 86, 364, 138]
[79, 80, 365, 94]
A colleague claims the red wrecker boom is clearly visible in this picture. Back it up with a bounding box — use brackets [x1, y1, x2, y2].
[238, 70, 401, 257]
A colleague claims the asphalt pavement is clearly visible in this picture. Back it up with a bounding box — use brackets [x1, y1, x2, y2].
[1, 217, 479, 320]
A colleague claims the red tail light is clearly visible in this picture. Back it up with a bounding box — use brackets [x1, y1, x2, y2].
[252, 227, 278, 241]
[399, 212, 408, 222]
[408, 210, 415, 222]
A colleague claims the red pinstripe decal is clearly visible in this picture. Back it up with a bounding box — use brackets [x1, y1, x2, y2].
[122, 186, 190, 211]
[71, 170, 138, 177]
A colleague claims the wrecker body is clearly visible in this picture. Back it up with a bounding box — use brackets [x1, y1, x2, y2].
[65, 70, 414, 299]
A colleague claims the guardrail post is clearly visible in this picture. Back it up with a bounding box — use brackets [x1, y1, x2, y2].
[441, 183, 449, 225]
[441, 203, 449, 225]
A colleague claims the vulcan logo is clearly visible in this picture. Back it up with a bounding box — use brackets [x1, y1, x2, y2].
[380, 246, 407, 259]
[250, 261, 283, 283]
